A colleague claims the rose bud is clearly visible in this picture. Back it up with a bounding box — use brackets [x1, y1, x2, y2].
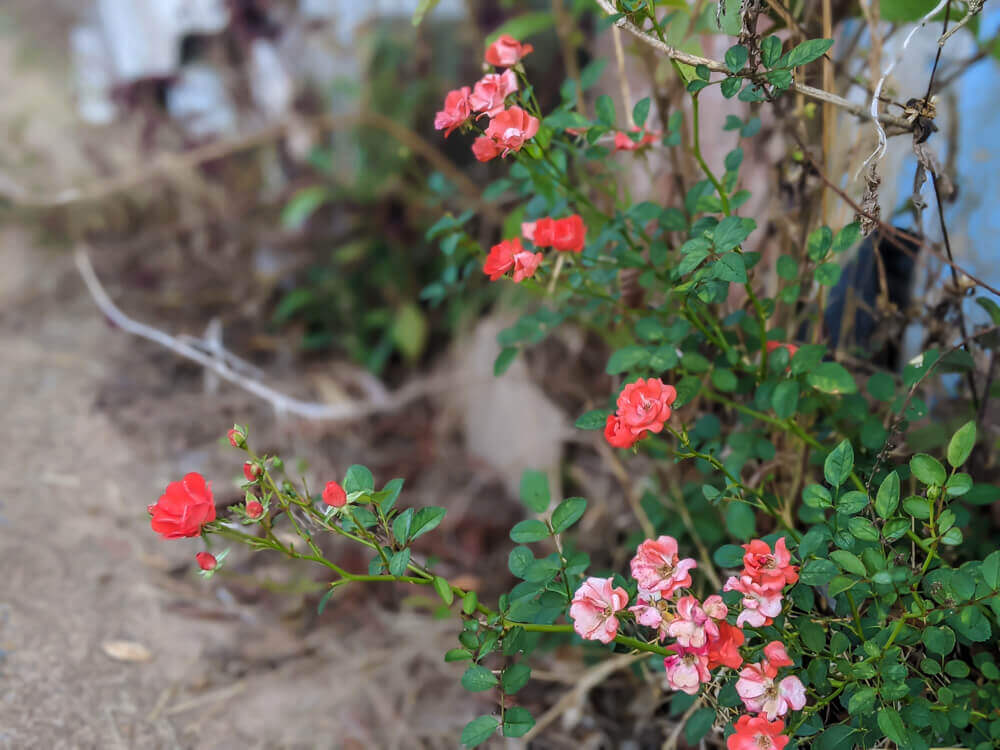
[243, 461, 261, 482]
[245, 499, 264, 519]
[196, 552, 218, 571]
[322, 481, 348, 508]
[227, 426, 247, 449]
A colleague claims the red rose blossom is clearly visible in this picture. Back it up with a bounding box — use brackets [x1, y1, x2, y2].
[484, 35, 533, 67]
[196, 552, 218, 571]
[227, 427, 246, 449]
[472, 135, 501, 162]
[434, 86, 472, 137]
[604, 414, 641, 448]
[616, 377, 677, 436]
[322, 481, 348, 508]
[469, 70, 517, 118]
[551, 215, 586, 253]
[148, 472, 216, 539]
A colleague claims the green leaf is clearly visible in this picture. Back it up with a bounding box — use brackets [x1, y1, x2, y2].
[344, 464, 375, 494]
[848, 687, 877, 714]
[713, 216, 755, 252]
[910, 454, 946, 486]
[281, 185, 331, 230]
[814, 262, 842, 287]
[802, 484, 832, 509]
[778, 38, 834, 69]
[502, 706, 535, 738]
[981, 550, 1000, 590]
[445, 648, 473, 662]
[761, 35, 782, 67]
[519, 470, 551, 513]
[462, 591, 478, 615]
[848, 516, 880, 543]
[713, 252, 748, 283]
[875, 471, 900, 518]
[632, 97, 651, 128]
[837, 490, 869, 515]
[501, 663, 531, 694]
[575, 409, 610, 430]
[807, 362, 857, 395]
[595, 94, 616, 126]
[824, 440, 854, 487]
[392, 303, 428, 361]
[508, 546, 534, 578]
[832, 222, 861, 252]
[410, 507, 447, 540]
[903, 495, 932, 519]
[684, 708, 716, 744]
[725, 502, 756, 540]
[776, 254, 798, 281]
[725, 45, 748, 72]
[606, 345, 649, 374]
[551, 497, 587, 533]
[947, 420, 976, 468]
[494, 347, 518, 376]
[433, 576, 454, 605]
[882, 518, 909, 542]
[461, 715, 498, 747]
[830, 550, 866, 577]
[806, 225, 833, 260]
[388, 548, 411, 577]
[800, 559, 838, 586]
[461, 664, 497, 693]
[486, 11, 554, 43]
[510, 519, 551, 543]
[713, 544, 745, 568]
[923, 626, 956, 656]
[317, 587, 336, 615]
[877, 707, 907, 746]
[880, 0, 946, 22]
[772, 381, 799, 419]
[392, 508, 414, 545]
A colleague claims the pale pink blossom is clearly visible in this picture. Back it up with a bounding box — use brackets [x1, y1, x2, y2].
[736, 662, 806, 720]
[629, 589, 669, 636]
[763, 641, 794, 670]
[511, 250, 542, 283]
[630, 535, 697, 598]
[469, 70, 518, 118]
[570, 577, 628, 644]
[663, 644, 711, 695]
[666, 596, 719, 648]
[702, 594, 728, 621]
[724, 575, 784, 627]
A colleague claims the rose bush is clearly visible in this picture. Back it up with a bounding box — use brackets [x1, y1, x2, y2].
[146, 7, 1000, 749]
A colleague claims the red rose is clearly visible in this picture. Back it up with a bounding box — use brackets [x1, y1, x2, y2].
[469, 70, 517, 118]
[483, 238, 520, 281]
[196, 552, 218, 571]
[616, 377, 677, 436]
[551, 215, 586, 253]
[532, 217, 556, 247]
[322, 481, 348, 508]
[149, 472, 216, 539]
[613, 128, 658, 152]
[245, 499, 264, 519]
[766, 341, 798, 359]
[604, 414, 641, 449]
[484, 35, 534, 67]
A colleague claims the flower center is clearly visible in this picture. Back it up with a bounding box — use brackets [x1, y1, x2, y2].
[763, 683, 779, 700]
[657, 560, 675, 578]
[755, 735, 773, 749]
[601, 606, 613, 618]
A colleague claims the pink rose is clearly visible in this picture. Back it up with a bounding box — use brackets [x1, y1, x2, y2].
[472, 135, 501, 162]
[484, 35, 534, 67]
[484, 107, 540, 157]
[742, 537, 799, 592]
[630, 535, 697, 598]
[469, 70, 517, 118]
[613, 127, 658, 152]
[723, 575, 784, 628]
[763, 641, 794, 670]
[604, 414, 642, 449]
[570, 577, 628, 644]
[511, 250, 542, 283]
[629, 589, 671, 640]
[616, 377, 677, 436]
[663, 644, 711, 695]
[666, 595, 719, 648]
[727, 715, 789, 750]
[434, 86, 472, 137]
[736, 662, 806, 720]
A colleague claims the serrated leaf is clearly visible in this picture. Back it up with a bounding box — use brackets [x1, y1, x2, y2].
[606, 345, 649, 374]
[772, 380, 799, 418]
[824, 440, 854, 487]
[502, 706, 535, 738]
[981, 550, 1000, 590]
[713, 252, 748, 283]
[848, 516, 879, 543]
[551, 497, 586, 533]
[388, 548, 411, 577]
[445, 648, 473, 662]
[595, 94, 615, 126]
[800, 559, 838, 585]
[508, 546, 534, 578]
[848, 687, 877, 714]
[410, 506, 447, 540]
[830, 550, 866, 577]
[875, 471, 900, 518]
[725, 502, 756, 540]
[519, 469, 551, 513]
[501, 663, 531, 694]
[761, 35, 782, 67]
[947, 420, 976, 468]
[713, 544, 745, 568]
[344, 464, 375, 494]
[461, 665, 498, 693]
[462, 591, 478, 615]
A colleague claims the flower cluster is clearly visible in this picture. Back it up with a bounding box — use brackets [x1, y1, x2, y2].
[723, 537, 798, 627]
[434, 35, 538, 162]
[481, 214, 588, 284]
[604, 377, 678, 449]
[570, 534, 804, 747]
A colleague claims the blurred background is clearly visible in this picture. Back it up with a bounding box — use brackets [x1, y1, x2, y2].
[1, 0, 999, 747]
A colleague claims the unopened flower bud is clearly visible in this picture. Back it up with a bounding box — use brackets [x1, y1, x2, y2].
[227, 425, 247, 449]
[243, 461, 261, 482]
[927, 485, 940, 501]
[196, 552, 218, 571]
[322, 481, 348, 508]
[245, 499, 264, 519]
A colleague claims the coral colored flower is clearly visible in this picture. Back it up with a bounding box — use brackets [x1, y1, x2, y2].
[613, 128, 658, 152]
[663, 644, 711, 694]
[727, 715, 789, 750]
[469, 70, 517, 118]
[245, 499, 264, 519]
[742, 538, 799, 592]
[724, 575, 784, 628]
[484, 107, 539, 157]
[707, 621, 745, 670]
[485, 34, 534, 67]
[667, 596, 719, 648]
[243, 461, 261, 482]
[148, 472, 216, 539]
[763, 641, 794, 671]
[604, 414, 642, 449]
[434, 86, 472, 137]
[570, 577, 628, 644]
[196, 552, 217, 571]
[482, 238, 518, 280]
[702, 594, 728, 621]
[736, 663, 806, 720]
[322, 481, 348, 508]
[512, 250, 543, 283]
[616, 377, 677, 437]
[522, 217, 556, 246]
[228, 427, 246, 449]
[472, 135, 501, 162]
[551, 215, 586, 253]
[630, 535, 697, 598]
[765, 341, 799, 359]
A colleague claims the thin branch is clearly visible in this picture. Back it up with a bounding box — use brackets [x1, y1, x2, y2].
[74, 245, 451, 421]
[593, 0, 911, 129]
